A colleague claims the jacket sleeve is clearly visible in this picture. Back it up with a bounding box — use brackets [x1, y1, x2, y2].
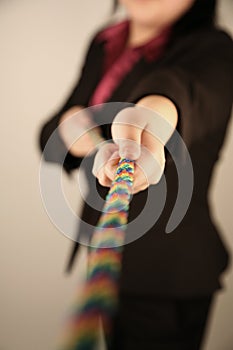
[38, 32, 102, 175]
[127, 29, 233, 152]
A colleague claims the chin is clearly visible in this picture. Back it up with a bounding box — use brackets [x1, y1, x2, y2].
[124, 4, 163, 24]
[130, 13, 163, 27]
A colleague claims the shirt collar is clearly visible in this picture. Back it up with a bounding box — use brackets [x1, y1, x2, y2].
[96, 19, 172, 62]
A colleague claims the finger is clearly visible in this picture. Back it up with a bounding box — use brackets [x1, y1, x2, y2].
[96, 167, 112, 187]
[92, 143, 118, 177]
[132, 146, 165, 191]
[141, 130, 166, 184]
[112, 107, 147, 160]
[132, 162, 149, 192]
[96, 149, 120, 187]
[104, 151, 120, 182]
[93, 147, 117, 187]
[132, 183, 149, 194]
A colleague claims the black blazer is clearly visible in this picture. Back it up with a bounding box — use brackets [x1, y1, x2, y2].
[39, 23, 233, 297]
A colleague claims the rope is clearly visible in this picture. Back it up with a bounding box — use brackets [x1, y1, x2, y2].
[60, 157, 135, 350]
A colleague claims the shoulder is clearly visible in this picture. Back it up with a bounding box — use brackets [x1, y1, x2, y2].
[161, 26, 233, 74]
[175, 26, 233, 58]
[198, 26, 233, 55]
[205, 26, 233, 45]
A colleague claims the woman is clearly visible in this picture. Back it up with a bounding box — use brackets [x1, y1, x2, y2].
[39, 0, 233, 348]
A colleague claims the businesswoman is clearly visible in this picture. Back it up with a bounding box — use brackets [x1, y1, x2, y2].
[39, 0, 233, 348]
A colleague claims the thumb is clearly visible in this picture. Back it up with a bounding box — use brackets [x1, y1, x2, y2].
[117, 138, 141, 160]
[112, 107, 145, 160]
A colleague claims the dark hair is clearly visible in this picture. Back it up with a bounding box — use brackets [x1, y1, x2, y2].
[112, 0, 217, 34]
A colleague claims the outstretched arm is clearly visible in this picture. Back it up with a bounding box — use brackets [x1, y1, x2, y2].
[92, 95, 178, 194]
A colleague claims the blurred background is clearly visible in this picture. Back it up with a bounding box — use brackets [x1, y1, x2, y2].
[0, 0, 233, 349]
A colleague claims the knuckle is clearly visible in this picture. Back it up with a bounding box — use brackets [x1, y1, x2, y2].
[105, 167, 114, 181]
[92, 167, 96, 177]
[150, 169, 164, 185]
[98, 176, 106, 187]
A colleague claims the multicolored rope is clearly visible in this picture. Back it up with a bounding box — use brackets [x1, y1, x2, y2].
[60, 158, 134, 350]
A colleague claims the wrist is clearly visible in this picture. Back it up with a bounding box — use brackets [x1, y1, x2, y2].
[136, 95, 178, 129]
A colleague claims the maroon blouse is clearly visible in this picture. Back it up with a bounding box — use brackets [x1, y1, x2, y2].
[88, 19, 172, 106]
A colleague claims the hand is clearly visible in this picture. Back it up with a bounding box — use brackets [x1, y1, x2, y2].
[92, 105, 173, 194]
[58, 105, 103, 157]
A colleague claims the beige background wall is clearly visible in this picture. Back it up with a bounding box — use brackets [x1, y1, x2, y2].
[0, 1, 232, 349]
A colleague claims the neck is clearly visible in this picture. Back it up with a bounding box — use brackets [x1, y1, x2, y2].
[127, 20, 162, 47]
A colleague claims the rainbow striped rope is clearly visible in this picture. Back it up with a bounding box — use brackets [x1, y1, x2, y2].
[60, 158, 134, 350]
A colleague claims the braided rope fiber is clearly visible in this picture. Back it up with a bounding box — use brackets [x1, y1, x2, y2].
[60, 158, 135, 350]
